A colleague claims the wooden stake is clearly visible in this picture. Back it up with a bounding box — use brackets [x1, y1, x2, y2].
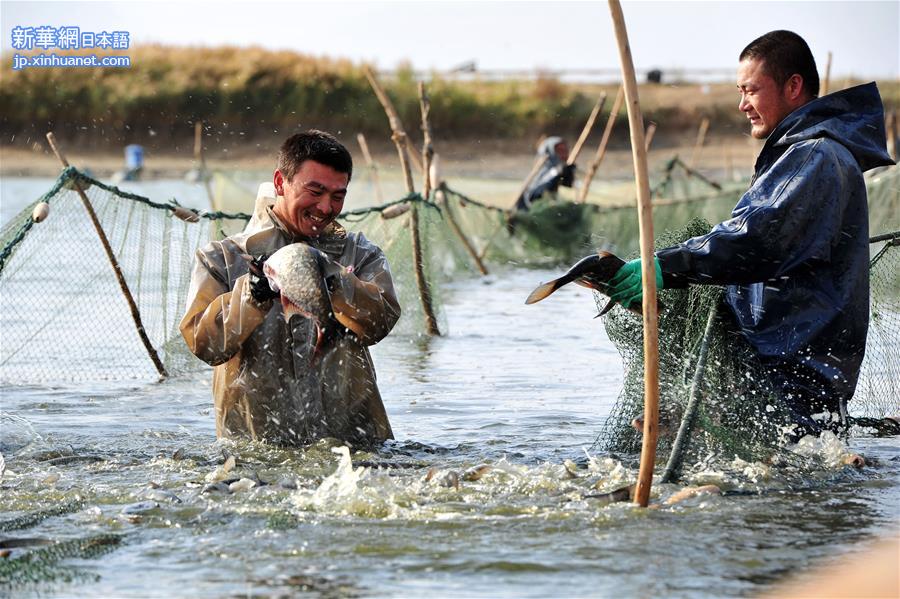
[193, 121, 203, 161]
[577, 85, 625, 203]
[46, 132, 168, 379]
[822, 51, 832, 96]
[644, 121, 657, 152]
[688, 117, 709, 170]
[569, 92, 608, 165]
[419, 82, 435, 200]
[419, 82, 489, 276]
[364, 67, 440, 336]
[356, 133, 384, 204]
[677, 157, 722, 190]
[886, 110, 897, 162]
[194, 121, 215, 208]
[608, 0, 660, 508]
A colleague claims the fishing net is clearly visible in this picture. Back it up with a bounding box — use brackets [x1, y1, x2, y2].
[439, 168, 745, 267]
[592, 166, 900, 470]
[0, 167, 500, 381]
[593, 219, 789, 465]
[2, 162, 894, 392]
[854, 230, 900, 419]
[0, 167, 247, 383]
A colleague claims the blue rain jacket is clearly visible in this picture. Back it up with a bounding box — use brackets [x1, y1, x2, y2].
[657, 83, 894, 407]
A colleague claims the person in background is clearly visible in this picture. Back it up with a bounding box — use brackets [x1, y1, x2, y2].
[180, 130, 400, 447]
[606, 30, 894, 438]
[514, 136, 576, 211]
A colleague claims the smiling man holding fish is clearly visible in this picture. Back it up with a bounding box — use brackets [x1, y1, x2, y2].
[180, 130, 400, 447]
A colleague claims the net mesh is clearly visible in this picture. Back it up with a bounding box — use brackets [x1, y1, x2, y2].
[593, 219, 789, 463]
[0, 168, 245, 383]
[855, 232, 900, 419]
[591, 165, 900, 466]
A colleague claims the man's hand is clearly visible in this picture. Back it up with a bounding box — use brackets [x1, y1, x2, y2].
[306, 246, 344, 294]
[607, 257, 663, 309]
[247, 255, 279, 304]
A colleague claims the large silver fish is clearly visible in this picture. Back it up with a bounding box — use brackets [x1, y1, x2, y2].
[260, 243, 335, 443]
[263, 243, 334, 361]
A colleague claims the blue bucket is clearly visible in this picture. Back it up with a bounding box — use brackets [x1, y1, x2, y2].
[124, 144, 144, 170]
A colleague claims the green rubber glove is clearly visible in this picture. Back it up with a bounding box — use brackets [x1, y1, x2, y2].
[607, 257, 663, 309]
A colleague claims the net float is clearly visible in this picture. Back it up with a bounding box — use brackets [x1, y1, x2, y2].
[31, 202, 50, 223]
[381, 203, 411, 220]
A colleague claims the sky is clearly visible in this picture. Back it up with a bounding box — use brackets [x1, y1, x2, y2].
[1, 0, 898, 80]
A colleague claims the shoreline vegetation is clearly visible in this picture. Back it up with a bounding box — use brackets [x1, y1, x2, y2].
[2, 45, 896, 179]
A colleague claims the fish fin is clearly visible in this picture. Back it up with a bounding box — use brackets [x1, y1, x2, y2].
[597, 298, 617, 317]
[584, 483, 635, 505]
[592, 299, 614, 318]
[525, 279, 564, 304]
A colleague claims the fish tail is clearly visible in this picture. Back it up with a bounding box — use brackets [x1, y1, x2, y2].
[524, 276, 570, 305]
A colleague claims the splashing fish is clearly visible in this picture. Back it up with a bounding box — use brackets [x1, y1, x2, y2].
[525, 250, 661, 317]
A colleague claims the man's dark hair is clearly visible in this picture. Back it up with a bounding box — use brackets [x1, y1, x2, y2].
[739, 30, 819, 98]
[277, 130, 353, 182]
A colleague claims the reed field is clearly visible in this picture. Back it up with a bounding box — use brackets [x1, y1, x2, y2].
[3, 44, 897, 154]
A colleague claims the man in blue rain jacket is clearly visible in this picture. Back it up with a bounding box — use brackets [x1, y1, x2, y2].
[607, 31, 894, 436]
[514, 136, 576, 211]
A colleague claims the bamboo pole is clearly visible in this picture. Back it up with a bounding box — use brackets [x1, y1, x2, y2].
[364, 67, 440, 336]
[822, 51, 832, 96]
[194, 121, 215, 208]
[356, 133, 384, 204]
[644, 121, 657, 152]
[419, 82, 489, 276]
[688, 117, 709, 170]
[419, 82, 435, 200]
[569, 92, 608, 165]
[193, 121, 202, 160]
[608, 0, 660, 508]
[577, 85, 625, 203]
[442, 187, 490, 275]
[886, 110, 897, 162]
[46, 132, 168, 379]
[676, 157, 722, 190]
